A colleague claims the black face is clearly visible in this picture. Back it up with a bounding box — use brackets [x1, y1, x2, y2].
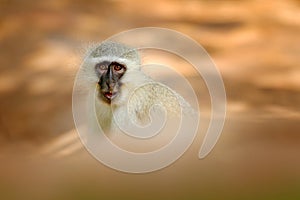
[95, 61, 126, 103]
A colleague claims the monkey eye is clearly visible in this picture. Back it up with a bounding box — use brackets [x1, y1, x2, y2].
[95, 63, 108, 74]
[112, 63, 125, 72]
[113, 65, 122, 71]
[98, 65, 107, 70]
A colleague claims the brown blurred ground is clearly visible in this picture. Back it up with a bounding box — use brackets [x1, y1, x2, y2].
[0, 0, 300, 200]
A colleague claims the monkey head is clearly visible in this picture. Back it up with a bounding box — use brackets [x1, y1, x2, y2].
[95, 61, 126, 103]
[81, 41, 144, 105]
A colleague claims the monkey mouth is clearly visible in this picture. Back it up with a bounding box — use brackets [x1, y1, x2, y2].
[103, 91, 117, 100]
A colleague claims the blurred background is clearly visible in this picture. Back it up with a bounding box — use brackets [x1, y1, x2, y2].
[0, 0, 300, 199]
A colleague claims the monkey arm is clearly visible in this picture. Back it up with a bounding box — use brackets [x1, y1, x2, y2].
[127, 82, 194, 125]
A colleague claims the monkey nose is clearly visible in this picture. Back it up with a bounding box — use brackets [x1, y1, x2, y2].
[106, 81, 115, 89]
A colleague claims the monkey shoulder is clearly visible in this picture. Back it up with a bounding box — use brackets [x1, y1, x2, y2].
[127, 82, 191, 118]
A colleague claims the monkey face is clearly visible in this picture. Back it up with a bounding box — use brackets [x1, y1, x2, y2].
[95, 61, 126, 103]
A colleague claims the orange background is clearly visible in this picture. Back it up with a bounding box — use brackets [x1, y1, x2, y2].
[0, 0, 300, 199]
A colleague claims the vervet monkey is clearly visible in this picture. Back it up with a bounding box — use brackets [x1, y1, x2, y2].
[79, 41, 195, 135]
